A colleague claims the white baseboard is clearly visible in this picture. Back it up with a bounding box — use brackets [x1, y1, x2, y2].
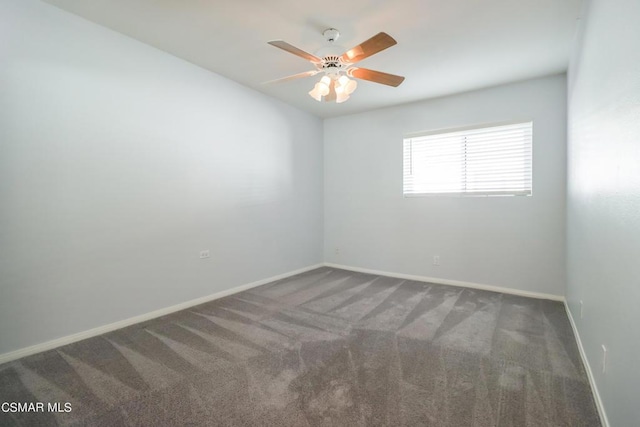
[564, 302, 610, 427]
[324, 262, 564, 301]
[0, 263, 323, 365]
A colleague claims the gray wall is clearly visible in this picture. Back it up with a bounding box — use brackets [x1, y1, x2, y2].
[0, 0, 323, 355]
[324, 75, 567, 296]
[567, 0, 640, 424]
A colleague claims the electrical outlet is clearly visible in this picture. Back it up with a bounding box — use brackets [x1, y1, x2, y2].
[580, 300, 584, 319]
[601, 345, 607, 374]
[335, 247, 340, 256]
[433, 255, 440, 266]
[199, 250, 210, 259]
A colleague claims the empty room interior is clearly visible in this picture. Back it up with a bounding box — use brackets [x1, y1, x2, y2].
[1, 0, 638, 425]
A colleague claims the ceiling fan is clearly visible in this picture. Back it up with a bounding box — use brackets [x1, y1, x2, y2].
[266, 28, 405, 103]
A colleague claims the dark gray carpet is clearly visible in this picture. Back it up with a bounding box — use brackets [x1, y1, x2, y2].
[0, 267, 601, 426]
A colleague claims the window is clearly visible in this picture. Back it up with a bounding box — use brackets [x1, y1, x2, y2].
[403, 121, 532, 197]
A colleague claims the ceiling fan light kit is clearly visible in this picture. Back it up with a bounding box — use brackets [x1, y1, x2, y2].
[267, 28, 404, 104]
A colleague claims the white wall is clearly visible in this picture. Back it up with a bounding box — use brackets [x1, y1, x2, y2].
[0, 0, 323, 355]
[324, 75, 567, 296]
[567, 0, 640, 424]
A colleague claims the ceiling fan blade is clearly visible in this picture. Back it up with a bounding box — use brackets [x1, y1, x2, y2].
[324, 80, 337, 102]
[348, 67, 405, 87]
[340, 32, 397, 64]
[263, 70, 320, 85]
[268, 40, 322, 64]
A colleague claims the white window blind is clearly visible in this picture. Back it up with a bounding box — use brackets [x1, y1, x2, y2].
[403, 121, 533, 196]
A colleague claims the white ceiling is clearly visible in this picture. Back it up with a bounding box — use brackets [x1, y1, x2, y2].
[44, 0, 583, 118]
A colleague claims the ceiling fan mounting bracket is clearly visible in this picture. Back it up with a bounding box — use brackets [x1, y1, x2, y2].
[323, 28, 340, 43]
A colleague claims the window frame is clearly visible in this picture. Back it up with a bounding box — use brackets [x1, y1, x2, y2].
[402, 120, 533, 198]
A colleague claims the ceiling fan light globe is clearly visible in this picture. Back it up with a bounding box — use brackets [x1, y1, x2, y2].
[345, 79, 357, 94]
[336, 92, 350, 103]
[320, 75, 331, 86]
[308, 84, 323, 102]
[317, 81, 330, 96]
[337, 75, 357, 95]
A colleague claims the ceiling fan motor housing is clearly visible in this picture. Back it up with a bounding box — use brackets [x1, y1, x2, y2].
[320, 55, 347, 77]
